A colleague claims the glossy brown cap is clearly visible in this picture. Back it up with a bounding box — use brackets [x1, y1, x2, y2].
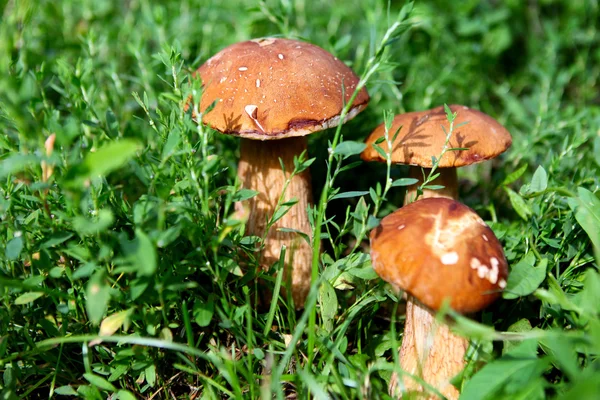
[361, 105, 511, 167]
[194, 38, 370, 140]
[370, 198, 508, 313]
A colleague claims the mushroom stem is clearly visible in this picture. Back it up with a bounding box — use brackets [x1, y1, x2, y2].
[237, 137, 313, 308]
[395, 168, 463, 399]
[391, 298, 468, 399]
[403, 167, 458, 205]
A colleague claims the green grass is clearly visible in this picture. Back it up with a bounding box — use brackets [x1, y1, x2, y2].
[1, 0, 600, 398]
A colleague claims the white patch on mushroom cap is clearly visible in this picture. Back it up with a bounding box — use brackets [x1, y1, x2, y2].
[244, 104, 266, 132]
[470, 258, 481, 269]
[488, 267, 498, 284]
[440, 252, 459, 265]
[426, 208, 489, 255]
[278, 53, 284, 60]
[219, 76, 227, 83]
[238, 66, 248, 71]
[397, 224, 405, 231]
[490, 257, 500, 269]
[252, 37, 277, 46]
[498, 279, 507, 289]
[244, 104, 258, 119]
[477, 265, 489, 278]
[482, 234, 489, 242]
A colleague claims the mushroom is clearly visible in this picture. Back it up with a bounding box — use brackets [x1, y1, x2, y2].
[193, 38, 369, 307]
[370, 197, 508, 399]
[361, 105, 512, 204]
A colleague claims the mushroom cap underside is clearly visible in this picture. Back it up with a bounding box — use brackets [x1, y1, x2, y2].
[194, 37, 370, 140]
[361, 105, 512, 167]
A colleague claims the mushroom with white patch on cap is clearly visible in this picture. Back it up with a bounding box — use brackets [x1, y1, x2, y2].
[191, 38, 369, 308]
[369, 197, 508, 399]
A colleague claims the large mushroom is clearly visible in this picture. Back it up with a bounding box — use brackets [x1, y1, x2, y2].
[361, 105, 512, 204]
[193, 38, 369, 307]
[370, 198, 508, 399]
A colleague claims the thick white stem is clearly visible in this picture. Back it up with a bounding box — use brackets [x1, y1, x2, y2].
[236, 137, 313, 308]
[390, 298, 468, 400]
[403, 167, 458, 206]
[391, 171, 465, 399]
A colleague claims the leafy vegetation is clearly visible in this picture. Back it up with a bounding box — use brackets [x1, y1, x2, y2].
[1, 0, 599, 399]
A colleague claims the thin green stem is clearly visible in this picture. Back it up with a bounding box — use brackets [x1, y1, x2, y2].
[307, 7, 414, 367]
[414, 104, 457, 202]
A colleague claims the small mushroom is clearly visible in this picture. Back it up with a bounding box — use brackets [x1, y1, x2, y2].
[193, 38, 369, 307]
[370, 198, 508, 399]
[361, 105, 512, 204]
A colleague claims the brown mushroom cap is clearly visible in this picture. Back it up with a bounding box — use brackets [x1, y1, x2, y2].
[370, 198, 508, 313]
[195, 38, 370, 140]
[361, 104, 511, 167]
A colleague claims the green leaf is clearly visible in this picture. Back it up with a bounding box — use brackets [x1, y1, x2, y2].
[134, 229, 157, 276]
[145, 364, 156, 387]
[54, 386, 78, 395]
[83, 373, 117, 392]
[503, 253, 547, 300]
[333, 141, 366, 158]
[520, 166, 547, 197]
[319, 280, 338, 333]
[115, 390, 137, 400]
[534, 275, 581, 313]
[99, 309, 133, 336]
[85, 272, 110, 326]
[277, 227, 310, 245]
[460, 340, 548, 400]
[105, 109, 119, 138]
[529, 166, 548, 193]
[231, 189, 259, 202]
[40, 232, 74, 249]
[161, 129, 181, 160]
[504, 319, 533, 354]
[14, 291, 44, 305]
[502, 164, 527, 186]
[330, 191, 369, 200]
[391, 178, 418, 187]
[108, 364, 129, 382]
[568, 188, 600, 264]
[270, 200, 297, 225]
[253, 348, 265, 360]
[130, 278, 149, 301]
[561, 376, 600, 400]
[49, 267, 65, 278]
[572, 269, 600, 316]
[539, 336, 579, 381]
[120, 229, 157, 277]
[73, 262, 97, 280]
[6, 236, 23, 260]
[77, 384, 102, 399]
[0, 154, 38, 179]
[64, 139, 141, 187]
[505, 187, 532, 220]
[72, 209, 115, 236]
[193, 296, 214, 327]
